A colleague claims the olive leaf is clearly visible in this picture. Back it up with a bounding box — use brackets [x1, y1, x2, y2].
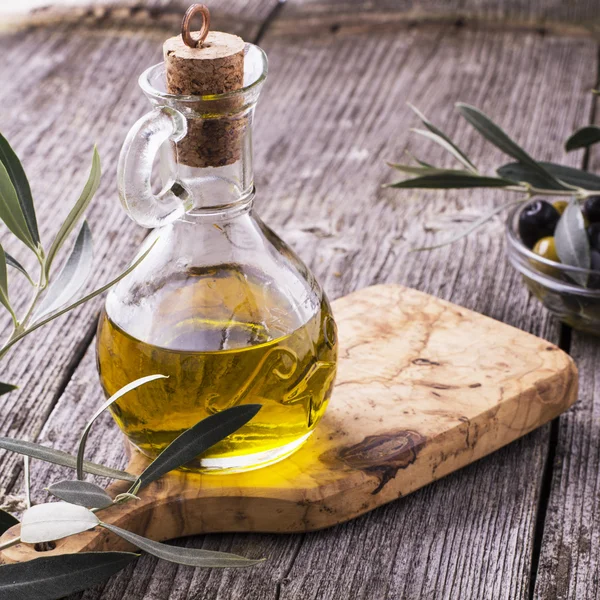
[32, 220, 93, 324]
[5, 252, 33, 285]
[0, 509, 18, 535]
[0, 133, 39, 246]
[414, 200, 524, 251]
[498, 162, 600, 191]
[409, 104, 478, 172]
[565, 125, 600, 152]
[0, 552, 138, 600]
[0, 382, 17, 396]
[539, 162, 600, 190]
[76, 374, 167, 480]
[45, 146, 100, 276]
[456, 103, 565, 191]
[386, 172, 516, 189]
[0, 157, 37, 254]
[135, 404, 262, 490]
[411, 129, 478, 174]
[20, 502, 99, 543]
[0, 436, 135, 481]
[0, 243, 16, 324]
[100, 524, 262, 568]
[23, 455, 31, 509]
[496, 162, 569, 191]
[47, 480, 113, 509]
[554, 199, 591, 287]
[387, 163, 473, 176]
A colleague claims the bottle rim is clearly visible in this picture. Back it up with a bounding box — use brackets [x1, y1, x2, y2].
[139, 43, 268, 105]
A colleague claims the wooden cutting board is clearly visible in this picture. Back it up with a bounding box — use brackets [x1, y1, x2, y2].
[0, 284, 577, 562]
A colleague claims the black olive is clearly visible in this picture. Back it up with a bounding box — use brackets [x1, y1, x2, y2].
[588, 249, 600, 289]
[583, 196, 600, 223]
[588, 222, 600, 252]
[518, 200, 561, 248]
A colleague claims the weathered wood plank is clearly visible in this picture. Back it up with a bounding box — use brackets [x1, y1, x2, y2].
[533, 112, 600, 597]
[9, 0, 600, 36]
[11, 22, 593, 600]
[3, 0, 280, 40]
[275, 0, 600, 37]
[533, 332, 600, 599]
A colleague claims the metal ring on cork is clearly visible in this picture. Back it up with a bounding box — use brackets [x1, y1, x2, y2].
[181, 3, 211, 48]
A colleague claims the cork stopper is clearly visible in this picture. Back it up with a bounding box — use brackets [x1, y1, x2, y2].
[164, 31, 245, 96]
[163, 5, 246, 168]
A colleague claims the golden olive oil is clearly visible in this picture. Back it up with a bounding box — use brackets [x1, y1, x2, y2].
[96, 264, 337, 470]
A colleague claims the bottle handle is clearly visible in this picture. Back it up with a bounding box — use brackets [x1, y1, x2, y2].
[117, 106, 192, 228]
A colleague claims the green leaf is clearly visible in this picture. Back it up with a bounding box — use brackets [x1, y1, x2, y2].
[77, 374, 167, 480]
[387, 163, 472, 176]
[413, 200, 524, 251]
[5, 252, 33, 284]
[554, 199, 591, 286]
[408, 104, 478, 172]
[0, 436, 136, 481]
[0, 382, 17, 396]
[0, 552, 137, 600]
[540, 162, 600, 190]
[21, 502, 99, 543]
[496, 163, 568, 191]
[32, 220, 93, 324]
[386, 172, 516, 189]
[0, 160, 37, 253]
[24, 455, 31, 509]
[0, 243, 16, 322]
[0, 240, 157, 358]
[45, 147, 100, 276]
[0, 509, 18, 535]
[100, 524, 262, 568]
[411, 129, 478, 174]
[565, 125, 600, 152]
[0, 133, 39, 245]
[135, 404, 262, 490]
[47, 480, 113, 509]
[456, 103, 565, 190]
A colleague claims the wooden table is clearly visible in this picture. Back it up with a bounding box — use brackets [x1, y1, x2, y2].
[0, 1, 599, 598]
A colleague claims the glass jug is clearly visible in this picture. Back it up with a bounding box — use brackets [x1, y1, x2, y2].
[96, 43, 338, 472]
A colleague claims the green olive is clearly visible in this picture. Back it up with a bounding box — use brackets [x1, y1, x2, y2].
[533, 236, 560, 262]
[553, 200, 568, 216]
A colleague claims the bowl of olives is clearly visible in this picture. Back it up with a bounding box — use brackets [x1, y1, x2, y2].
[506, 197, 600, 334]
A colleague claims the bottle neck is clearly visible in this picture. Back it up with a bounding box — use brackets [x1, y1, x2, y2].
[162, 107, 256, 211]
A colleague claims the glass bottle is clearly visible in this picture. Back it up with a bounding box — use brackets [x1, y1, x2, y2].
[96, 43, 338, 472]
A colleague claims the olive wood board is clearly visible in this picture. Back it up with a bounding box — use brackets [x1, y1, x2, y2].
[0, 284, 578, 563]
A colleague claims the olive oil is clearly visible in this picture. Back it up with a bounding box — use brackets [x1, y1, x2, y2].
[97, 265, 337, 471]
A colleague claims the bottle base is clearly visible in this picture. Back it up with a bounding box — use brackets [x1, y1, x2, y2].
[132, 430, 314, 475]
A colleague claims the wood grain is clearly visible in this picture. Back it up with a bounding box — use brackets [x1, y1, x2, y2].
[8, 0, 599, 36]
[533, 333, 600, 599]
[25, 26, 595, 599]
[273, 0, 600, 37]
[0, 3, 595, 600]
[532, 99, 600, 599]
[2, 1, 280, 41]
[0, 283, 578, 563]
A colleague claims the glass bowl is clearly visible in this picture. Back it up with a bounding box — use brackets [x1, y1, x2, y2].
[505, 203, 600, 335]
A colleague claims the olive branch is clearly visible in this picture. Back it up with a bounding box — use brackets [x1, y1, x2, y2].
[0, 136, 155, 388]
[387, 103, 600, 251]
